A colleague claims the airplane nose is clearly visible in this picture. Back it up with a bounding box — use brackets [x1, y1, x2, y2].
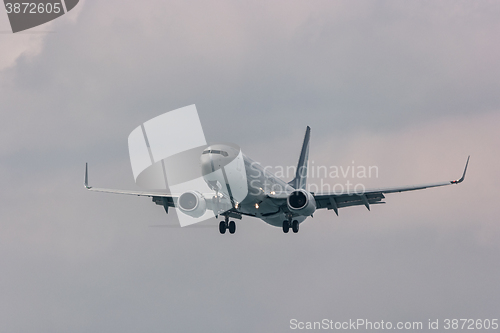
[200, 152, 216, 175]
[200, 145, 235, 177]
[199, 144, 248, 202]
[200, 147, 230, 192]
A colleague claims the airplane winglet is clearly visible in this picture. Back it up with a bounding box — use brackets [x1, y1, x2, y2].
[84, 163, 92, 189]
[451, 156, 469, 184]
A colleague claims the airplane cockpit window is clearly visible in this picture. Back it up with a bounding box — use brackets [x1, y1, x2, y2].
[202, 150, 229, 157]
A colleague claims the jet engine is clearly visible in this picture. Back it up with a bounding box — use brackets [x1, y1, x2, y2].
[178, 191, 207, 218]
[287, 189, 316, 216]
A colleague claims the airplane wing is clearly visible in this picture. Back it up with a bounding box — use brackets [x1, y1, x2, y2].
[83, 163, 228, 214]
[84, 163, 178, 211]
[84, 163, 178, 198]
[313, 156, 469, 215]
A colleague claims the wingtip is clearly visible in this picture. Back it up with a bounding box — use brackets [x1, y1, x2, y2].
[451, 156, 469, 184]
[84, 163, 91, 189]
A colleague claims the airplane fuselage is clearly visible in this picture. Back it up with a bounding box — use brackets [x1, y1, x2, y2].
[200, 144, 307, 227]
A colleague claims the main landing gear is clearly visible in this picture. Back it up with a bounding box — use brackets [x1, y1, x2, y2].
[219, 216, 236, 235]
[282, 220, 299, 234]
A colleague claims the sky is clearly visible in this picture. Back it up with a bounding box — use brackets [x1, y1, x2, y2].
[0, 1, 499, 332]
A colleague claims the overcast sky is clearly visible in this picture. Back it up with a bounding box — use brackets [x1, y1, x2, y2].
[1, 1, 499, 332]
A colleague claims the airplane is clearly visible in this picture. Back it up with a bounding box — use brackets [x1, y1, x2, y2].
[85, 126, 469, 234]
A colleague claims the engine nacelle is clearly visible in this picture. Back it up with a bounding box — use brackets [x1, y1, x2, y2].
[178, 191, 207, 218]
[287, 189, 316, 216]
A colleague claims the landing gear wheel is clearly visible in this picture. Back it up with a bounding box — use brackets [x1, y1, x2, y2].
[282, 220, 290, 233]
[228, 221, 236, 234]
[219, 221, 227, 234]
[292, 220, 299, 233]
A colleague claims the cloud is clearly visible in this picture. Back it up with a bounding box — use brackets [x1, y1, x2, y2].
[0, 1, 499, 332]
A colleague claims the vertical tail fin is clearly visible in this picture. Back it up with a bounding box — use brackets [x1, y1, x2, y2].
[288, 126, 310, 189]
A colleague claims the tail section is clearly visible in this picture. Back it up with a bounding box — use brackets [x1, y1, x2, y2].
[288, 126, 310, 190]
